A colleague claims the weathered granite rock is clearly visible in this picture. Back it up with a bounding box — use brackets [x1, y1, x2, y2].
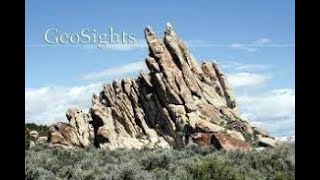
[48, 108, 94, 149]
[47, 23, 275, 151]
[190, 133, 213, 147]
[226, 130, 246, 142]
[66, 108, 94, 147]
[211, 133, 252, 152]
[48, 122, 80, 149]
[256, 135, 279, 148]
[37, 136, 48, 144]
[29, 130, 39, 148]
[190, 132, 252, 152]
[29, 130, 39, 140]
[253, 127, 271, 137]
[195, 119, 225, 133]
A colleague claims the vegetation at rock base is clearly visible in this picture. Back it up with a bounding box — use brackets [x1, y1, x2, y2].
[25, 123, 49, 149]
[25, 143, 294, 180]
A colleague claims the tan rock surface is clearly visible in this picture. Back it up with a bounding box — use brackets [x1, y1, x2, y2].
[46, 23, 275, 151]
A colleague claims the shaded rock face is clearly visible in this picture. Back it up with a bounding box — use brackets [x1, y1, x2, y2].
[47, 23, 275, 151]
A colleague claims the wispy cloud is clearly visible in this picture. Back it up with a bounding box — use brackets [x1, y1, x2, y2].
[26, 39, 148, 52]
[230, 43, 258, 52]
[254, 38, 271, 44]
[221, 60, 272, 88]
[220, 60, 274, 72]
[27, 38, 294, 52]
[184, 37, 293, 53]
[80, 61, 148, 81]
[97, 39, 147, 51]
[230, 37, 272, 52]
[226, 72, 271, 88]
[222, 61, 272, 72]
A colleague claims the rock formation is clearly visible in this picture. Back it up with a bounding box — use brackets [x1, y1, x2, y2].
[37, 136, 48, 144]
[29, 130, 39, 148]
[48, 23, 277, 151]
[48, 108, 94, 149]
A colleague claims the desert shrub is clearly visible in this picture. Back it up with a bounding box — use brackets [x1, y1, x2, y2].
[184, 144, 217, 156]
[36, 167, 58, 180]
[140, 150, 172, 170]
[171, 168, 189, 180]
[25, 163, 40, 180]
[273, 171, 295, 180]
[187, 160, 241, 180]
[25, 143, 295, 179]
[113, 160, 143, 180]
[151, 168, 171, 180]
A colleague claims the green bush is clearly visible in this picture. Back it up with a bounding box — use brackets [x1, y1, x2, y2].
[25, 164, 40, 180]
[187, 160, 240, 180]
[25, 143, 295, 179]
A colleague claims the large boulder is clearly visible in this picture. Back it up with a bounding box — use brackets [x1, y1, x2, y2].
[48, 108, 94, 149]
[190, 132, 252, 152]
[37, 136, 48, 144]
[226, 130, 246, 142]
[211, 133, 252, 152]
[256, 135, 279, 148]
[29, 130, 39, 148]
[253, 126, 271, 137]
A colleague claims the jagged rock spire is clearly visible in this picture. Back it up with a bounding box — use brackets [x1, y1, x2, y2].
[47, 24, 277, 151]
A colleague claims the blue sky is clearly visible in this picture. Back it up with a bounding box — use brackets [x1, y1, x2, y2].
[25, 1, 295, 137]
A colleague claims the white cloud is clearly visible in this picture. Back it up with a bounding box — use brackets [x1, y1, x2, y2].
[80, 61, 148, 81]
[226, 72, 271, 88]
[221, 61, 272, 72]
[237, 88, 295, 137]
[25, 83, 102, 125]
[231, 37, 272, 52]
[221, 60, 294, 137]
[231, 43, 257, 52]
[254, 38, 271, 44]
[26, 60, 150, 125]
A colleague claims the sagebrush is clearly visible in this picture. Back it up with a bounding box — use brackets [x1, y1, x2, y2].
[25, 143, 295, 180]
